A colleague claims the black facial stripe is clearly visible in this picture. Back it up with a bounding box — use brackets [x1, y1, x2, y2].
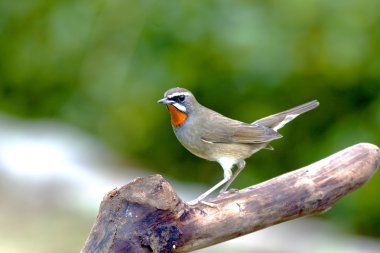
[169, 95, 186, 103]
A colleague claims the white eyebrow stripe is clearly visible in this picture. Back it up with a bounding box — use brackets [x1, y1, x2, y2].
[167, 92, 191, 99]
[172, 102, 186, 112]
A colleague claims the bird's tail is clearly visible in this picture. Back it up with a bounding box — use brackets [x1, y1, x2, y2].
[252, 100, 319, 131]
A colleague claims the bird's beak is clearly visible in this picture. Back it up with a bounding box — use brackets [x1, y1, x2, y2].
[157, 97, 172, 104]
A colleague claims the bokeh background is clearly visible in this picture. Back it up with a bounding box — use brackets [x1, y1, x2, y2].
[1, 0, 379, 252]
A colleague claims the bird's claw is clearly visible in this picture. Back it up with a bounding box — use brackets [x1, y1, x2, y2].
[219, 188, 239, 195]
[187, 200, 217, 208]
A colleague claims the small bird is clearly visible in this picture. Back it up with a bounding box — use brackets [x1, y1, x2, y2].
[158, 87, 319, 204]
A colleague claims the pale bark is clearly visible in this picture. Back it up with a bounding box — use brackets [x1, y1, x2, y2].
[81, 143, 379, 253]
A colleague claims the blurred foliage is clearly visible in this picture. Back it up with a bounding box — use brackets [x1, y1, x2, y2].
[1, 0, 380, 237]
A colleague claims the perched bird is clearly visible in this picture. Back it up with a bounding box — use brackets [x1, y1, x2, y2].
[158, 87, 319, 204]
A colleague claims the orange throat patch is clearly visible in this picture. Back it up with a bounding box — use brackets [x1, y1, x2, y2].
[166, 104, 188, 128]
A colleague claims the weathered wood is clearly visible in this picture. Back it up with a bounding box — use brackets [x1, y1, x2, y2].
[81, 143, 379, 253]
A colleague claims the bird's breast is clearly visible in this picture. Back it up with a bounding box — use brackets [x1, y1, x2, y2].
[166, 104, 188, 128]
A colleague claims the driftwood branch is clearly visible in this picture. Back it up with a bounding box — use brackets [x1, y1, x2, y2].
[81, 143, 379, 253]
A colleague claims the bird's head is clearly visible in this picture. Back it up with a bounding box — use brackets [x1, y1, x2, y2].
[158, 87, 198, 128]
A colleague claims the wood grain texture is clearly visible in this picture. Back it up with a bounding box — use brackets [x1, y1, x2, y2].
[81, 143, 379, 253]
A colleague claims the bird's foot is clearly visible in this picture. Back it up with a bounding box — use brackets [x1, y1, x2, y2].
[187, 199, 217, 208]
[219, 188, 239, 195]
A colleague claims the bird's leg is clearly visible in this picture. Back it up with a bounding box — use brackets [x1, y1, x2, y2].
[187, 167, 232, 205]
[219, 160, 246, 194]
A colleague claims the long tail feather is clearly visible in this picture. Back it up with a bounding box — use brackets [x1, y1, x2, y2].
[252, 100, 319, 131]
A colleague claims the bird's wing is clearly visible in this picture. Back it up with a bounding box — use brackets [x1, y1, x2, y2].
[201, 118, 282, 144]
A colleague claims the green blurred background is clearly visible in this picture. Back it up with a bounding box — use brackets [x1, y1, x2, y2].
[1, 0, 380, 249]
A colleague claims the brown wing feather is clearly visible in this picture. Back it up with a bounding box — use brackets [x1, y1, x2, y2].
[200, 112, 282, 144]
[198, 100, 318, 145]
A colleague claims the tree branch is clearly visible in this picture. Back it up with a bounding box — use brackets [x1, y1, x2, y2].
[81, 143, 379, 253]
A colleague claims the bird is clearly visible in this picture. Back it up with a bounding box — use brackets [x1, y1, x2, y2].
[158, 87, 319, 204]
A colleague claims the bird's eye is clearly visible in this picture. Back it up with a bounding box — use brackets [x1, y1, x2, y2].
[178, 95, 185, 102]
